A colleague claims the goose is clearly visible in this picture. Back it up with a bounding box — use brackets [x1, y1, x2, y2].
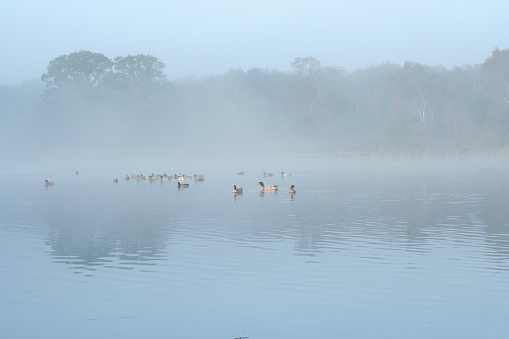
[259, 182, 278, 190]
[281, 171, 291, 177]
[45, 180, 54, 186]
[289, 185, 296, 194]
[178, 182, 189, 188]
[233, 185, 243, 194]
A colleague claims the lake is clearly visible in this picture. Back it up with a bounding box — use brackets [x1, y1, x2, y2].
[1, 156, 509, 338]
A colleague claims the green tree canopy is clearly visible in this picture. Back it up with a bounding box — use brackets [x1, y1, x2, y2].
[482, 48, 509, 103]
[393, 62, 448, 137]
[41, 50, 113, 91]
[112, 54, 168, 86]
[291, 56, 322, 112]
[291, 56, 321, 77]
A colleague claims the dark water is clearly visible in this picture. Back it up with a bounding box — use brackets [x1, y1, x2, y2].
[1, 157, 509, 338]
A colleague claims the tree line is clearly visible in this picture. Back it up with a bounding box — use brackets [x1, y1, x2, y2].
[2, 48, 509, 161]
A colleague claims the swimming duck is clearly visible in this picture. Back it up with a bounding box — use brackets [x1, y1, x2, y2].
[194, 174, 204, 181]
[259, 182, 278, 190]
[289, 185, 296, 194]
[45, 180, 54, 186]
[263, 172, 273, 177]
[113, 179, 118, 183]
[233, 185, 243, 194]
[178, 182, 189, 188]
[281, 171, 291, 177]
[237, 171, 244, 175]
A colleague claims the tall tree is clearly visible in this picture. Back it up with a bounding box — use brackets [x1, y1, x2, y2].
[482, 48, 509, 103]
[393, 62, 447, 138]
[41, 50, 113, 101]
[480, 48, 509, 142]
[112, 54, 168, 87]
[444, 66, 480, 141]
[291, 56, 321, 112]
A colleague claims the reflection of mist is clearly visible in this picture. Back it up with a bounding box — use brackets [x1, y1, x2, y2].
[43, 183, 173, 274]
[287, 168, 509, 269]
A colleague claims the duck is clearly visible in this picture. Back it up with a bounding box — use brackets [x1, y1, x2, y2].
[289, 185, 296, 194]
[113, 179, 118, 183]
[178, 182, 189, 188]
[259, 182, 278, 190]
[45, 180, 54, 186]
[194, 174, 204, 181]
[281, 171, 291, 177]
[263, 172, 273, 177]
[233, 185, 243, 194]
[237, 171, 244, 175]
[125, 175, 130, 180]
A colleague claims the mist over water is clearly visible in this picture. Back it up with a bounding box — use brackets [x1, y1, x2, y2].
[2, 48, 509, 170]
[1, 156, 509, 338]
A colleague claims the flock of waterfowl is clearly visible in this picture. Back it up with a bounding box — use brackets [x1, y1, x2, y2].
[124, 173, 201, 182]
[115, 173, 204, 186]
[44, 171, 295, 195]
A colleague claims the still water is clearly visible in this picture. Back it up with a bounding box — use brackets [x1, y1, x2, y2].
[1, 157, 509, 338]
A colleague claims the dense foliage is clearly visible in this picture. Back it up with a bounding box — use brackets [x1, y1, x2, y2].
[2, 48, 509, 162]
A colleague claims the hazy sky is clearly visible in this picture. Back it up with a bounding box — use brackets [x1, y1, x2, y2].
[2, 0, 508, 85]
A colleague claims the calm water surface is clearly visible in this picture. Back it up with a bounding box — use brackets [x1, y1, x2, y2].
[1, 157, 509, 338]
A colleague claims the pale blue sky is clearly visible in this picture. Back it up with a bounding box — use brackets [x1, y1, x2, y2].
[1, 0, 508, 85]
